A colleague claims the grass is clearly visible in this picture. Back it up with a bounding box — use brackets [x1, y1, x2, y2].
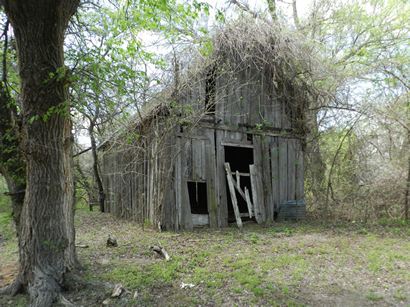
[366, 291, 384, 301]
[0, 201, 409, 306]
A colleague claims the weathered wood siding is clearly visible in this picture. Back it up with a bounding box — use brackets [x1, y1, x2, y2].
[101, 117, 176, 228]
[101, 56, 305, 230]
[180, 60, 294, 132]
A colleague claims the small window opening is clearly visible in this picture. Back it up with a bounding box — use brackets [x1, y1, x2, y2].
[246, 133, 253, 142]
[187, 181, 208, 214]
[205, 66, 216, 114]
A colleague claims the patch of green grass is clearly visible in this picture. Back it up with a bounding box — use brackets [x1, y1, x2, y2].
[393, 289, 407, 301]
[272, 254, 305, 269]
[269, 226, 294, 236]
[0, 294, 27, 307]
[184, 250, 210, 269]
[0, 178, 15, 241]
[0, 180, 17, 265]
[365, 242, 410, 275]
[0, 177, 9, 209]
[233, 268, 263, 293]
[304, 245, 331, 255]
[281, 285, 290, 295]
[378, 218, 409, 227]
[222, 257, 267, 296]
[0, 210, 14, 239]
[248, 232, 261, 244]
[103, 257, 183, 289]
[75, 198, 92, 212]
[192, 266, 225, 288]
[366, 291, 384, 301]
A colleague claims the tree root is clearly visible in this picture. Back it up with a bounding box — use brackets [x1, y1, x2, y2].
[59, 294, 76, 307]
[0, 271, 113, 306]
[62, 271, 112, 291]
[28, 269, 61, 307]
[0, 277, 23, 296]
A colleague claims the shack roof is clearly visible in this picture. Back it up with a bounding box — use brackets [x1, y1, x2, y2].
[99, 18, 325, 150]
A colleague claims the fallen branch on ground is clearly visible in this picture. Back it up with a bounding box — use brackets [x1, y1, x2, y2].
[150, 245, 171, 261]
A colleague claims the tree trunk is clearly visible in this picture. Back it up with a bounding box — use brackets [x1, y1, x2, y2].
[89, 123, 105, 212]
[3, 1, 79, 305]
[292, 0, 300, 30]
[266, 0, 277, 21]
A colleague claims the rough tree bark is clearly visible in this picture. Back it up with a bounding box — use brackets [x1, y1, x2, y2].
[1, 1, 80, 306]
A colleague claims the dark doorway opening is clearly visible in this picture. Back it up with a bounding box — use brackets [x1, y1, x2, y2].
[187, 181, 208, 214]
[224, 146, 254, 222]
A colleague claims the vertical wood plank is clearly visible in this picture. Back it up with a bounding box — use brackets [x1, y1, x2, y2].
[262, 136, 274, 223]
[236, 171, 240, 191]
[216, 130, 228, 227]
[175, 137, 182, 231]
[253, 136, 266, 223]
[181, 138, 193, 230]
[204, 128, 218, 228]
[250, 164, 264, 224]
[270, 137, 280, 214]
[225, 163, 243, 229]
[249, 65, 260, 126]
[244, 187, 253, 218]
[288, 138, 296, 201]
[279, 138, 288, 207]
[201, 139, 206, 181]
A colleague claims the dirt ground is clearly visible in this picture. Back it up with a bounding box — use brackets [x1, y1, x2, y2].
[1, 207, 409, 306]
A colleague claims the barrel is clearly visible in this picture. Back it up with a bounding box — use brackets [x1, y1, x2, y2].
[278, 200, 306, 221]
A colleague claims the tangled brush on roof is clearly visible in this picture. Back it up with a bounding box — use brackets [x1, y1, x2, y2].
[178, 18, 327, 135]
[226, 19, 323, 124]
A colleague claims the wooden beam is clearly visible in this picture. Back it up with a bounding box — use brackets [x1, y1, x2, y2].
[224, 162, 243, 229]
[221, 141, 254, 148]
[198, 122, 303, 139]
[244, 187, 253, 218]
[271, 138, 280, 213]
[204, 128, 218, 228]
[231, 171, 250, 177]
[250, 164, 263, 224]
[236, 170, 240, 192]
[229, 169, 255, 218]
[216, 130, 228, 227]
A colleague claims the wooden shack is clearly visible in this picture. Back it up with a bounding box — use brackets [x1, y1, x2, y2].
[100, 21, 310, 230]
